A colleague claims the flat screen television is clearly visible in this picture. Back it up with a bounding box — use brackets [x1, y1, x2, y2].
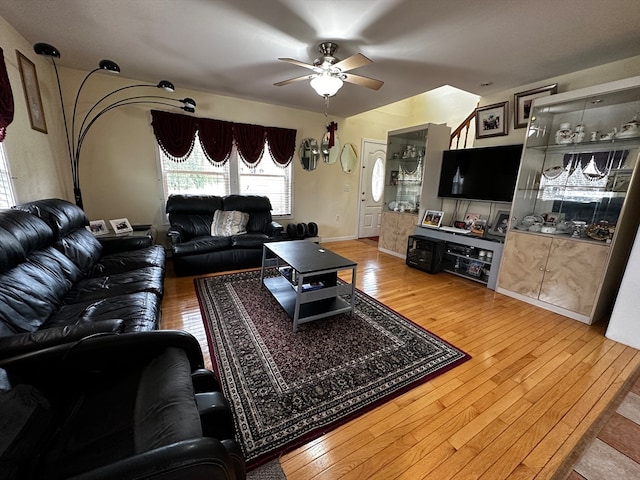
[437, 144, 523, 202]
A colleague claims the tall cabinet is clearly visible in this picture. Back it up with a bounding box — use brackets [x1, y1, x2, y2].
[378, 123, 450, 257]
[497, 76, 640, 324]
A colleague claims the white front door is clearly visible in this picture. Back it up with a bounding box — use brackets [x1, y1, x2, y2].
[358, 140, 386, 238]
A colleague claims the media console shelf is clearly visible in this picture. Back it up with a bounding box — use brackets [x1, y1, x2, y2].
[412, 226, 504, 290]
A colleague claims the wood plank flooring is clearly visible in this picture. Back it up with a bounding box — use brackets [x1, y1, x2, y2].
[160, 239, 640, 479]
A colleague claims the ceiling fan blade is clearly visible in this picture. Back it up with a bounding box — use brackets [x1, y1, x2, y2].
[333, 53, 372, 72]
[278, 58, 318, 71]
[343, 73, 384, 90]
[274, 74, 312, 87]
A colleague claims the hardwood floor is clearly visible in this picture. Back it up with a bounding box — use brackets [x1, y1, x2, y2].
[161, 239, 640, 479]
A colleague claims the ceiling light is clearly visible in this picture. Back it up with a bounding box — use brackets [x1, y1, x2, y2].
[310, 73, 343, 98]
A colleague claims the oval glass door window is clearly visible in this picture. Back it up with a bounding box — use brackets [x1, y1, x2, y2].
[372, 156, 384, 202]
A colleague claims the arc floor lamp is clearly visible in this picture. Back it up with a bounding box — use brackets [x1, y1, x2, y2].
[34, 42, 196, 208]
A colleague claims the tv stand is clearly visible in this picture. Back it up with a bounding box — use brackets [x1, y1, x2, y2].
[412, 226, 504, 290]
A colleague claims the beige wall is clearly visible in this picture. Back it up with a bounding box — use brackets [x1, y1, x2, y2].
[0, 14, 70, 203]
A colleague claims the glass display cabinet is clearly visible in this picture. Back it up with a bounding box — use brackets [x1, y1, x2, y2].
[379, 123, 450, 257]
[497, 75, 640, 324]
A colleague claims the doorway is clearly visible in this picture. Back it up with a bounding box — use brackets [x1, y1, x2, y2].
[358, 139, 386, 238]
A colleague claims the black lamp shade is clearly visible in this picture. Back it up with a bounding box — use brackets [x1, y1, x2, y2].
[157, 80, 175, 92]
[98, 59, 120, 73]
[34, 42, 61, 58]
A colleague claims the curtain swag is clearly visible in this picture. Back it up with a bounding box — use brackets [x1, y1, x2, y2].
[150, 110, 297, 167]
[0, 47, 15, 142]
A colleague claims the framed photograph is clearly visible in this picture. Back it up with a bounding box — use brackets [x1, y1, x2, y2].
[16, 50, 48, 134]
[467, 261, 484, 278]
[422, 209, 444, 228]
[475, 101, 508, 139]
[463, 213, 480, 230]
[86, 220, 108, 236]
[514, 84, 558, 128]
[390, 170, 399, 186]
[109, 217, 133, 234]
[490, 210, 511, 236]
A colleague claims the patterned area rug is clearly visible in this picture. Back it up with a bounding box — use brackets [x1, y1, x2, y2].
[194, 269, 470, 469]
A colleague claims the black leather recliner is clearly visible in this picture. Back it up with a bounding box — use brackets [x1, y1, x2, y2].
[166, 194, 283, 276]
[0, 330, 245, 480]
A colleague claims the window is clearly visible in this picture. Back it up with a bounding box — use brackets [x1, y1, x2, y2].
[159, 133, 293, 217]
[0, 143, 15, 208]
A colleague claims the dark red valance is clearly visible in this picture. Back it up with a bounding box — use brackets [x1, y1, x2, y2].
[150, 110, 296, 168]
[234, 123, 265, 166]
[198, 118, 233, 165]
[0, 48, 15, 142]
[266, 126, 297, 166]
[151, 110, 197, 161]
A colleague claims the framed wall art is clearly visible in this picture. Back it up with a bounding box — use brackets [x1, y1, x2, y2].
[475, 101, 508, 139]
[514, 84, 558, 128]
[16, 50, 47, 133]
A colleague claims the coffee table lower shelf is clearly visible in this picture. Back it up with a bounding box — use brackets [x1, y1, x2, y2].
[263, 276, 354, 330]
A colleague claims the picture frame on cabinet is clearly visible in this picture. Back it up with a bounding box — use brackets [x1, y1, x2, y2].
[475, 102, 508, 138]
[514, 84, 558, 128]
[463, 213, 481, 230]
[422, 210, 443, 228]
[109, 218, 133, 234]
[490, 210, 511, 236]
[606, 169, 633, 192]
[16, 50, 48, 134]
[86, 220, 108, 236]
[389, 170, 399, 186]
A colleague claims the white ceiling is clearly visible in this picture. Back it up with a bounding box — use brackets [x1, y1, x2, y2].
[2, 0, 640, 118]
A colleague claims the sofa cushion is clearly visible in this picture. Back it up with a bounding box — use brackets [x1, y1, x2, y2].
[90, 245, 166, 276]
[55, 228, 102, 276]
[0, 248, 81, 335]
[45, 292, 160, 332]
[211, 210, 249, 236]
[63, 266, 165, 303]
[171, 236, 232, 257]
[223, 194, 273, 233]
[0, 210, 55, 255]
[15, 198, 88, 239]
[231, 233, 270, 248]
[0, 226, 26, 274]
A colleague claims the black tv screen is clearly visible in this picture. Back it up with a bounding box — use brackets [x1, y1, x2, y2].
[437, 144, 523, 202]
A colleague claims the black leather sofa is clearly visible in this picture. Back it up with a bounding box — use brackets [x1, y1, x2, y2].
[0, 330, 245, 480]
[166, 194, 283, 276]
[0, 198, 165, 360]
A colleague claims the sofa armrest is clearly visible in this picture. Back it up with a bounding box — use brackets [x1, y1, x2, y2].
[0, 330, 205, 372]
[265, 221, 283, 238]
[99, 234, 152, 254]
[68, 438, 245, 480]
[167, 226, 186, 245]
[0, 320, 125, 362]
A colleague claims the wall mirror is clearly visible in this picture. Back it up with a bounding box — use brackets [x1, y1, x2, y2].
[340, 143, 358, 173]
[320, 134, 331, 163]
[299, 138, 319, 171]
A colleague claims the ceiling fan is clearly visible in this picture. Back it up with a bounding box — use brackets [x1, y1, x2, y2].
[274, 42, 384, 98]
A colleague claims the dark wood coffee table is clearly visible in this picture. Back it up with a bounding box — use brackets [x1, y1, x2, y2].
[260, 241, 357, 332]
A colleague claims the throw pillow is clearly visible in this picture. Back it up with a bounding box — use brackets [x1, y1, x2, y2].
[211, 210, 249, 236]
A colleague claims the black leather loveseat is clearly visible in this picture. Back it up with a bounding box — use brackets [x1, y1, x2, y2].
[0, 330, 245, 480]
[166, 194, 283, 276]
[0, 198, 165, 360]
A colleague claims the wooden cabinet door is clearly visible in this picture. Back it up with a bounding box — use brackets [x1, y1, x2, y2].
[498, 231, 552, 299]
[395, 213, 418, 254]
[539, 238, 609, 315]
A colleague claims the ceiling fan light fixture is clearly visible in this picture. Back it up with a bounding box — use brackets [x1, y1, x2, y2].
[157, 80, 175, 92]
[310, 73, 343, 97]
